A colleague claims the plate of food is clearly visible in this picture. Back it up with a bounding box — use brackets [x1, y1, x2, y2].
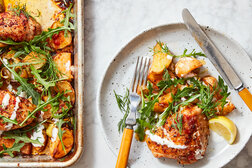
[0, 0, 84, 167]
[97, 23, 252, 168]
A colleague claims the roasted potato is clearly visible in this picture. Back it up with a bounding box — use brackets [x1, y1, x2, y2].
[202, 76, 217, 88]
[49, 22, 72, 50]
[215, 100, 235, 116]
[0, 138, 15, 156]
[49, 127, 73, 159]
[154, 93, 174, 113]
[0, 138, 31, 155]
[0, 43, 6, 48]
[175, 57, 203, 78]
[55, 81, 75, 105]
[149, 42, 173, 74]
[20, 143, 32, 155]
[147, 72, 163, 86]
[53, 52, 73, 81]
[41, 95, 70, 119]
[23, 51, 47, 69]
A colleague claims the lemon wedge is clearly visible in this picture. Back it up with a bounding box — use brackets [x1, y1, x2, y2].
[209, 116, 237, 144]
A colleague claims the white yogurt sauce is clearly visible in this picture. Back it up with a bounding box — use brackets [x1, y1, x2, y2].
[181, 97, 186, 102]
[38, 111, 44, 122]
[2, 58, 8, 64]
[65, 60, 71, 71]
[10, 73, 17, 82]
[145, 130, 187, 149]
[7, 84, 17, 94]
[18, 91, 27, 98]
[195, 148, 204, 160]
[167, 55, 173, 60]
[2, 93, 10, 109]
[31, 124, 45, 147]
[5, 97, 20, 130]
[51, 127, 58, 142]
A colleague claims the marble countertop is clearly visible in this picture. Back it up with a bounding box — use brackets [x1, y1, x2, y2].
[74, 0, 252, 167]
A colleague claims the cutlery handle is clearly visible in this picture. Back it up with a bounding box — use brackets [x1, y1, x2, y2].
[238, 88, 252, 111]
[115, 128, 134, 168]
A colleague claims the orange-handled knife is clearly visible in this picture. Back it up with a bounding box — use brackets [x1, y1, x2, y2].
[182, 9, 252, 111]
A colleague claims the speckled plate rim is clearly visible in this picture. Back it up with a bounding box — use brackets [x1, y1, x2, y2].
[96, 22, 252, 167]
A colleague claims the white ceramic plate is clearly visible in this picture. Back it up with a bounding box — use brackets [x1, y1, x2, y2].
[97, 23, 252, 168]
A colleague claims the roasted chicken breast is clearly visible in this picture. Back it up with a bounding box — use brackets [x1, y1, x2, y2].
[0, 90, 36, 131]
[146, 106, 209, 164]
[0, 11, 41, 42]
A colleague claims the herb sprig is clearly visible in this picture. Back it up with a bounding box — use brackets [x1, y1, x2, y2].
[114, 89, 130, 132]
[153, 41, 206, 58]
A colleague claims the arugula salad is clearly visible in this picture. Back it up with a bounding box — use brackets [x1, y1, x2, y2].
[0, 1, 75, 159]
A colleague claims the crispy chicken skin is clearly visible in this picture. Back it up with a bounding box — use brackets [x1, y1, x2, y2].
[0, 90, 36, 131]
[0, 11, 41, 42]
[146, 106, 209, 164]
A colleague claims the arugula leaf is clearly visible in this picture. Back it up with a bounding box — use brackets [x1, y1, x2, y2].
[217, 76, 231, 109]
[3, 133, 43, 145]
[156, 103, 172, 127]
[61, 3, 75, 36]
[197, 84, 217, 118]
[139, 86, 167, 116]
[20, 92, 63, 126]
[56, 119, 67, 153]
[0, 114, 18, 125]
[0, 143, 24, 157]
[30, 65, 55, 90]
[157, 69, 186, 89]
[0, 58, 40, 105]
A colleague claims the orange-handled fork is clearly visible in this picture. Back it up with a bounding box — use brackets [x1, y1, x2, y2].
[115, 56, 151, 168]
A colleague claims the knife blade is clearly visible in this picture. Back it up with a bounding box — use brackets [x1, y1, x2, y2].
[182, 8, 252, 111]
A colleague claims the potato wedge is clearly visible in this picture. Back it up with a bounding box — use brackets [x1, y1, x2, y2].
[149, 43, 173, 74]
[23, 51, 47, 69]
[215, 100, 235, 116]
[49, 127, 73, 159]
[175, 57, 203, 77]
[53, 52, 73, 81]
[0, 137, 31, 155]
[55, 81, 75, 105]
[153, 93, 174, 113]
[49, 22, 72, 50]
[20, 143, 32, 155]
[0, 43, 6, 48]
[202, 76, 217, 88]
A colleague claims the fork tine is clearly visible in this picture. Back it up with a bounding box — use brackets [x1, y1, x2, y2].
[133, 57, 143, 93]
[143, 58, 151, 86]
[139, 57, 147, 87]
[130, 57, 140, 92]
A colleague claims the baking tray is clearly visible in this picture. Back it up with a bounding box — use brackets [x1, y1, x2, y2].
[0, 0, 84, 167]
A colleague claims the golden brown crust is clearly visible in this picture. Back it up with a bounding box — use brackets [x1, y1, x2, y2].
[0, 11, 41, 42]
[146, 106, 209, 164]
[0, 90, 36, 131]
